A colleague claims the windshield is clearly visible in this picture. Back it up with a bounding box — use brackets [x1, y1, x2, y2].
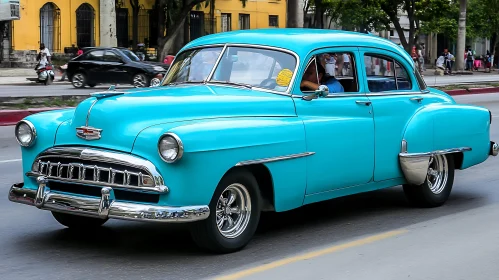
[163, 47, 223, 84]
[121, 49, 140, 62]
[162, 46, 297, 92]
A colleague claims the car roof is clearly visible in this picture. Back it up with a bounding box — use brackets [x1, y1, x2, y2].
[181, 28, 414, 66]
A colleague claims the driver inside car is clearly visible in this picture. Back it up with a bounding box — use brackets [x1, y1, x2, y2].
[300, 59, 344, 93]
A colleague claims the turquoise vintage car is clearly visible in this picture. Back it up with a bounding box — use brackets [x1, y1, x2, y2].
[9, 29, 498, 253]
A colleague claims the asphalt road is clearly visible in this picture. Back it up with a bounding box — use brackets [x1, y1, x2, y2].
[1, 93, 499, 280]
[0, 83, 133, 97]
[1, 74, 499, 97]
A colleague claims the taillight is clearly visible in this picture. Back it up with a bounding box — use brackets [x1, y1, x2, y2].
[490, 110, 493, 124]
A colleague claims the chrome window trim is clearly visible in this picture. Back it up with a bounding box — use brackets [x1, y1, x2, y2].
[235, 152, 315, 166]
[28, 147, 168, 193]
[363, 52, 415, 93]
[164, 43, 300, 96]
[15, 120, 37, 147]
[158, 132, 184, 163]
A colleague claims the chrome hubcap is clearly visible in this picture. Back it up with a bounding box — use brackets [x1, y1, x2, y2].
[73, 74, 83, 87]
[427, 154, 449, 194]
[215, 183, 251, 239]
[133, 75, 146, 87]
[150, 78, 161, 87]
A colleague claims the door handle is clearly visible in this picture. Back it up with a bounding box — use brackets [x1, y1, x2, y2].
[410, 97, 424, 103]
[356, 100, 371, 106]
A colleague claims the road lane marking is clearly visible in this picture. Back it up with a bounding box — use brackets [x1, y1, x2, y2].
[0, 159, 21, 164]
[215, 229, 408, 280]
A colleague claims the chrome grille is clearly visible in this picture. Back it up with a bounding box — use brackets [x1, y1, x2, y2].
[27, 147, 168, 193]
[33, 160, 150, 188]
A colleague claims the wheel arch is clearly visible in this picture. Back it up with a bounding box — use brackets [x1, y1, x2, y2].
[223, 164, 275, 212]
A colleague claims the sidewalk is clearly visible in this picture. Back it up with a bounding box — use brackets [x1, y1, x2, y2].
[0, 68, 69, 85]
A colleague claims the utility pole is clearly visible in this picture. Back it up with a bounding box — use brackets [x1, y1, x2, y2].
[455, 0, 467, 72]
[100, 0, 118, 47]
[287, 0, 304, 27]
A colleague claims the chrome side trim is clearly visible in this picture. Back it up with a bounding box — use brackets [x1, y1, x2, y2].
[399, 146, 472, 185]
[235, 152, 315, 166]
[399, 147, 472, 158]
[8, 182, 210, 223]
[29, 147, 168, 193]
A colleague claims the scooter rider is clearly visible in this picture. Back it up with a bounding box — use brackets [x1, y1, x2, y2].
[36, 43, 51, 69]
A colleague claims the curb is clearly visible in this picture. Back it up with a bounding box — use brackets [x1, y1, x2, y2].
[0, 107, 72, 126]
[1, 87, 499, 126]
[444, 87, 499, 96]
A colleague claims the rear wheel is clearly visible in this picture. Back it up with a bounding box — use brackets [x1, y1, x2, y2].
[51, 211, 108, 229]
[190, 169, 261, 253]
[71, 72, 86, 88]
[403, 154, 455, 207]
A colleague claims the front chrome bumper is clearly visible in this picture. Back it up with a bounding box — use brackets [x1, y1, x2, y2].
[8, 176, 210, 223]
[491, 141, 498, 156]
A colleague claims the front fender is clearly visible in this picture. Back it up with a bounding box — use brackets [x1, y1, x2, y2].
[18, 109, 75, 190]
[402, 103, 490, 170]
[132, 117, 308, 211]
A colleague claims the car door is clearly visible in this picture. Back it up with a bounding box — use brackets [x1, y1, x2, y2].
[293, 48, 375, 195]
[84, 50, 107, 83]
[358, 47, 442, 182]
[103, 50, 128, 83]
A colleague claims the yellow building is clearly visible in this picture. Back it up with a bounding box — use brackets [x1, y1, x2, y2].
[12, 0, 101, 52]
[11, 0, 286, 54]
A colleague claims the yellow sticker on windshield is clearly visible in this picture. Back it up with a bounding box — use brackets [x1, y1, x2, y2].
[276, 69, 293, 87]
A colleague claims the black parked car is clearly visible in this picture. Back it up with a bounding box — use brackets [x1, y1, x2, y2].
[67, 47, 168, 88]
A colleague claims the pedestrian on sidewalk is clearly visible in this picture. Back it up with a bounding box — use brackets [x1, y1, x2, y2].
[466, 47, 474, 71]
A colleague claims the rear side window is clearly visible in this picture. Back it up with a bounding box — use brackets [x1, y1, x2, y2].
[86, 50, 105, 61]
[364, 54, 412, 92]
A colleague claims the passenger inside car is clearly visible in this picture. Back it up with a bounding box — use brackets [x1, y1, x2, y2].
[300, 58, 344, 93]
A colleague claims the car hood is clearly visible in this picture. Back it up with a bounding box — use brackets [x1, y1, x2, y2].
[54, 85, 296, 153]
[129, 60, 169, 70]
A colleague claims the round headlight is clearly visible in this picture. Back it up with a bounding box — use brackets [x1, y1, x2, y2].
[158, 133, 183, 163]
[15, 120, 36, 147]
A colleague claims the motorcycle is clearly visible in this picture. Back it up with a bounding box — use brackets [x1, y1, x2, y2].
[27, 64, 55, 85]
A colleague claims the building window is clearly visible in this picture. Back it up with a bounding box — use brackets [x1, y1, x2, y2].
[221, 13, 232, 32]
[76, 3, 95, 48]
[269, 15, 278, 27]
[239, 14, 250, 30]
[390, 30, 394, 37]
[39, 2, 61, 52]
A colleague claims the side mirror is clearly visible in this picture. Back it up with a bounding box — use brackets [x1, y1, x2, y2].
[302, 85, 329, 101]
[315, 85, 329, 97]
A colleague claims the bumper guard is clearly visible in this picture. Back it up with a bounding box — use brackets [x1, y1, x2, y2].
[8, 176, 210, 223]
[491, 141, 498, 156]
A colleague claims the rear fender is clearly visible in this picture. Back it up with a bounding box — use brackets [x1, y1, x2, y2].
[400, 103, 490, 185]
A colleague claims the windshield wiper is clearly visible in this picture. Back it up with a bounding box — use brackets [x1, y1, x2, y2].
[208, 80, 253, 89]
[167, 81, 205, 86]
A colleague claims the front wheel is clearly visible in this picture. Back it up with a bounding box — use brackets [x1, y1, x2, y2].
[190, 169, 261, 253]
[403, 153, 455, 207]
[51, 211, 108, 229]
[132, 73, 149, 88]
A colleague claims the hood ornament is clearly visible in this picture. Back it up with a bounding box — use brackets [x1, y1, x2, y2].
[76, 86, 122, 141]
[76, 126, 102, 140]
